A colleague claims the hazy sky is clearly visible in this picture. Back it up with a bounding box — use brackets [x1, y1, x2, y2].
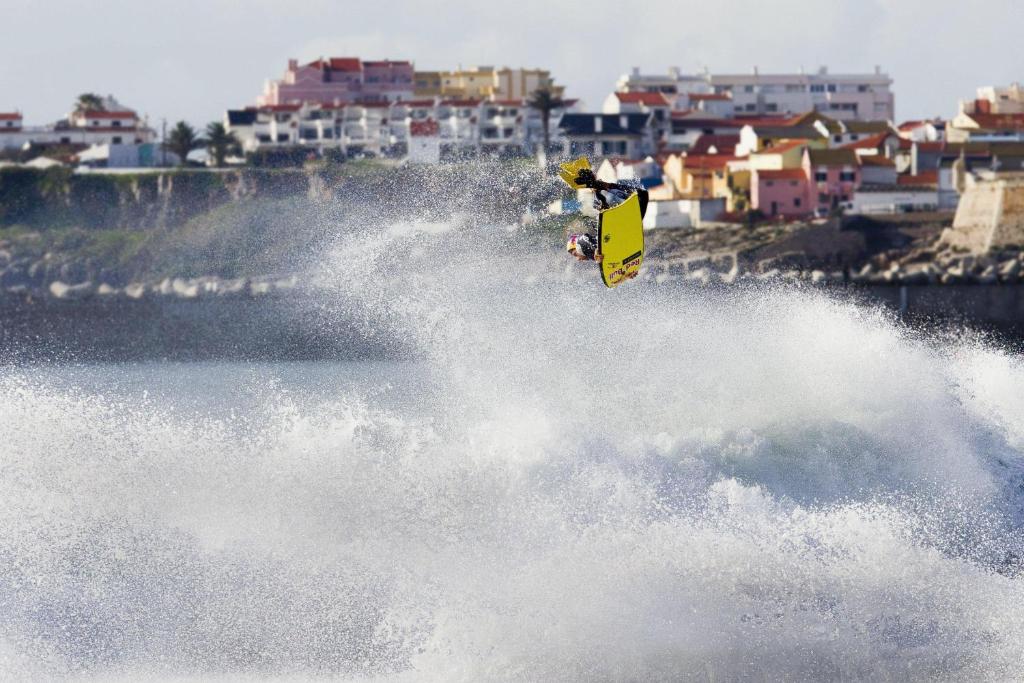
[2, 0, 1021, 127]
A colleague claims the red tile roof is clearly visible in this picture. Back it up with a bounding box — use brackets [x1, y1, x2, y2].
[0, 112, 22, 120]
[756, 139, 807, 155]
[860, 155, 896, 167]
[965, 113, 1024, 130]
[410, 120, 440, 136]
[734, 114, 804, 127]
[615, 92, 670, 106]
[757, 169, 807, 181]
[840, 132, 892, 150]
[689, 93, 731, 101]
[399, 100, 437, 107]
[689, 134, 740, 155]
[307, 58, 362, 72]
[682, 154, 740, 170]
[898, 171, 938, 186]
[488, 99, 525, 107]
[258, 104, 302, 112]
[363, 60, 412, 68]
[440, 99, 482, 107]
[81, 110, 137, 119]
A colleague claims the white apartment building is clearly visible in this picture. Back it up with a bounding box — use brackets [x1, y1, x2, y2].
[225, 98, 574, 159]
[965, 83, 1024, 114]
[0, 106, 156, 150]
[615, 66, 894, 122]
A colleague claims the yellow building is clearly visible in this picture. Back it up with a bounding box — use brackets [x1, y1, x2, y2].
[414, 66, 564, 100]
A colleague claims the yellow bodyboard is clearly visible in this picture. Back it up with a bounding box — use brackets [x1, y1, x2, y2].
[598, 193, 644, 288]
[558, 157, 592, 189]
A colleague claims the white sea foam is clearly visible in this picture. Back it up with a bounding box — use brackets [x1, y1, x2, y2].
[1, 218, 1024, 681]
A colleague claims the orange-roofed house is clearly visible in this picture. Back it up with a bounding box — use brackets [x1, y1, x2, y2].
[661, 154, 738, 200]
[751, 168, 811, 218]
[604, 92, 673, 146]
[948, 110, 1024, 142]
[748, 139, 820, 172]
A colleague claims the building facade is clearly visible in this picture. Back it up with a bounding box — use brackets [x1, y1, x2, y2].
[414, 66, 564, 100]
[258, 58, 415, 106]
[616, 66, 894, 121]
[0, 106, 155, 150]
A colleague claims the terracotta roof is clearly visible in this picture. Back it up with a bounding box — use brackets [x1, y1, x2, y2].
[756, 139, 807, 155]
[439, 99, 482, 107]
[310, 58, 362, 72]
[0, 113, 22, 120]
[689, 93, 731, 101]
[488, 99, 525, 107]
[806, 148, 859, 166]
[859, 155, 895, 167]
[682, 154, 739, 170]
[399, 99, 437, 107]
[689, 134, 740, 155]
[80, 110, 137, 119]
[964, 113, 1024, 130]
[363, 60, 412, 68]
[757, 169, 807, 181]
[843, 120, 892, 134]
[258, 104, 302, 112]
[898, 171, 938, 186]
[841, 132, 892, 150]
[735, 114, 805, 127]
[615, 92, 670, 106]
[410, 120, 439, 136]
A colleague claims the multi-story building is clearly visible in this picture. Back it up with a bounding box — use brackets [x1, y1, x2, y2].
[0, 103, 155, 150]
[258, 58, 415, 106]
[963, 83, 1024, 115]
[556, 113, 655, 159]
[615, 66, 894, 122]
[225, 98, 574, 159]
[414, 66, 564, 100]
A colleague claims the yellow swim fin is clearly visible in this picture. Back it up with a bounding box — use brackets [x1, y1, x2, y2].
[558, 157, 592, 189]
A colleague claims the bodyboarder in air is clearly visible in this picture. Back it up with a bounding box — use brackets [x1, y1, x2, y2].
[565, 167, 649, 267]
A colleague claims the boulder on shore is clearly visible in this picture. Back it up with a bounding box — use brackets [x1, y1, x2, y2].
[49, 281, 94, 300]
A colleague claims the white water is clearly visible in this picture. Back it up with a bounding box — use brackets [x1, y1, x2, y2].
[2, 219, 1024, 681]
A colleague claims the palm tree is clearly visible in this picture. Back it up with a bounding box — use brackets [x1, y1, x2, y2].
[74, 93, 105, 113]
[527, 82, 566, 154]
[205, 122, 239, 167]
[163, 121, 204, 166]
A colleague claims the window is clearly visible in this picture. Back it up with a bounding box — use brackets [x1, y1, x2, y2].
[112, 136, 122, 144]
[827, 84, 837, 93]
[744, 85, 755, 93]
[277, 134, 289, 142]
[794, 198, 802, 207]
[61, 137, 71, 144]
[503, 127, 513, 137]
[744, 103, 756, 111]
[810, 84, 825, 93]
[839, 171, 856, 182]
[112, 120, 122, 128]
[766, 103, 778, 112]
[766, 181, 774, 187]
[858, 85, 869, 92]
[786, 84, 805, 93]
[815, 171, 828, 182]
[833, 135, 842, 143]
[790, 181, 798, 187]
[850, 134, 859, 141]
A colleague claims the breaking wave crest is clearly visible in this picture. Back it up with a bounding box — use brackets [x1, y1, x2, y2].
[2, 216, 1024, 681]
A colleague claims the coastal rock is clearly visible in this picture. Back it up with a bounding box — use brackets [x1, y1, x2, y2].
[171, 278, 200, 299]
[156, 278, 174, 296]
[975, 265, 998, 285]
[96, 283, 119, 296]
[49, 280, 94, 300]
[810, 270, 827, 284]
[59, 261, 88, 284]
[0, 266, 29, 288]
[999, 259, 1021, 282]
[124, 283, 147, 299]
[0, 249, 11, 268]
[250, 280, 272, 296]
[219, 279, 248, 296]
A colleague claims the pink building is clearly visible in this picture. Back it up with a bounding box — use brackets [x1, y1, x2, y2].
[258, 58, 415, 106]
[803, 148, 861, 212]
[752, 168, 811, 217]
